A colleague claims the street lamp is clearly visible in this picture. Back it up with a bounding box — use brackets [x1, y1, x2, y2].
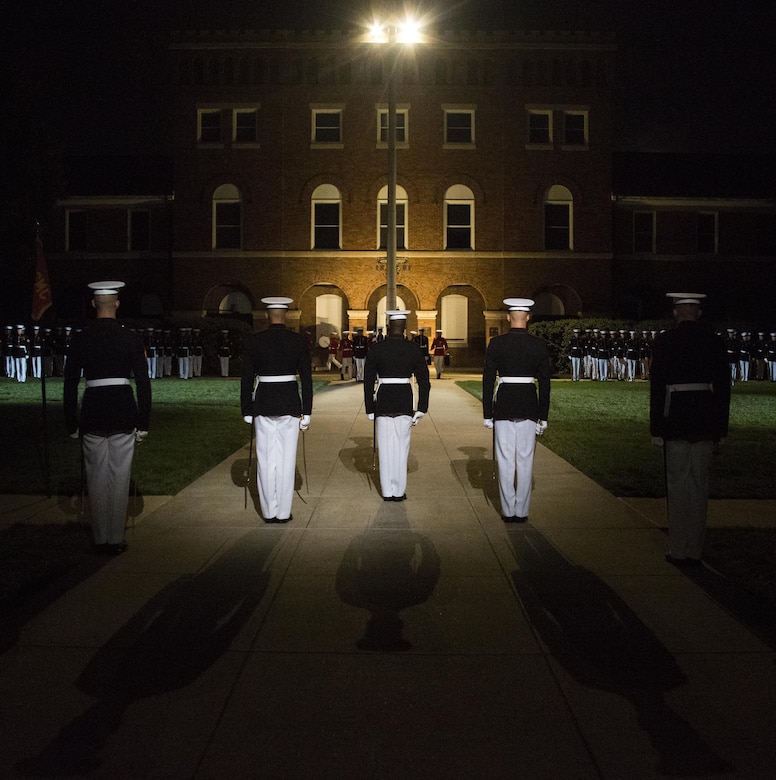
[368, 17, 423, 313]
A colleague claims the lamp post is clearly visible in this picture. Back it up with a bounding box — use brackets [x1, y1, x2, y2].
[369, 18, 422, 314]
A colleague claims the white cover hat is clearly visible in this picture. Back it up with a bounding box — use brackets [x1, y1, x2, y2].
[503, 297, 534, 311]
[667, 292, 706, 305]
[261, 296, 293, 309]
[88, 280, 125, 296]
[386, 309, 410, 320]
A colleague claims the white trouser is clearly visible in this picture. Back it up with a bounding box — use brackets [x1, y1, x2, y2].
[341, 357, 353, 379]
[494, 419, 537, 518]
[15, 357, 27, 382]
[769, 360, 776, 381]
[220, 356, 230, 377]
[738, 360, 749, 381]
[254, 415, 299, 520]
[664, 439, 714, 559]
[327, 354, 342, 370]
[32, 356, 42, 378]
[192, 355, 202, 376]
[83, 432, 135, 544]
[355, 357, 365, 381]
[147, 356, 157, 379]
[570, 356, 581, 381]
[433, 355, 444, 377]
[178, 357, 190, 379]
[376, 415, 412, 499]
[5, 356, 14, 378]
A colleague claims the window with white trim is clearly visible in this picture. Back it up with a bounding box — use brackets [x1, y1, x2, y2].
[312, 184, 341, 249]
[233, 108, 259, 144]
[312, 109, 342, 144]
[544, 185, 573, 250]
[377, 108, 408, 145]
[444, 185, 474, 249]
[562, 111, 588, 146]
[441, 294, 468, 343]
[198, 108, 222, 144]
[527, 110, 553, 145]
[377, 185, 407, 249]
[444, 108, 474, 145]
[212, 184, 242, 249]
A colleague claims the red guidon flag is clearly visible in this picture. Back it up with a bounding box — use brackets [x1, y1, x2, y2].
[31, 237, 53, 322]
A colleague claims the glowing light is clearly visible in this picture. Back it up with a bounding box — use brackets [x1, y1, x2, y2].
[397, 18, 422, 44]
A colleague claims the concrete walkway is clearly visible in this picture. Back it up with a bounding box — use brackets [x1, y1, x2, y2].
[1, 375, 775, 778]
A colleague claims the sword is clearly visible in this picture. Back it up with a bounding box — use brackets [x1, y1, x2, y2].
[245, 417, 254, 509]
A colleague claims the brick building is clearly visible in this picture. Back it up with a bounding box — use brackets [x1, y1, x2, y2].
[44, 24, 776, 361]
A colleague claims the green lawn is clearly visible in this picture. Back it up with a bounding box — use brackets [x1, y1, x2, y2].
[457, 379, 776, 499]
[0, 377, 329, 496]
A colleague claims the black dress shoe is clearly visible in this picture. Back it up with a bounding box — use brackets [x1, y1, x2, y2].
[502, 516, 527, 523]
[392, 494, 407, 502]
[665, 554, 702, 567]
[263, 517, 277, 523]
[276, 515, 292, 523]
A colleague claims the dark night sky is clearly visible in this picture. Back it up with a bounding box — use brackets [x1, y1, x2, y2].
[4, 0, 776, 156]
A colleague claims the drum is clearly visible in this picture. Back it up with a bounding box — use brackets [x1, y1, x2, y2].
[318, 335, 331, 349]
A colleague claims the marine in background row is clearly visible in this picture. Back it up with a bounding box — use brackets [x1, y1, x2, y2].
[722, 329, 776, 384]
[568, 328, 656, 382]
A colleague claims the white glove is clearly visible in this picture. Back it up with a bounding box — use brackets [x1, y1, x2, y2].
[535, 420, 548, 436]
[651, 436, 664, 446]
[300, 414, 311, 431]
[483, 418, 494, 429]
[367, 413, 375, 421]
[69, 429, 80, 439]
[411, 411, 424, 426]
[243, 415, 253, 424]
[135, 430, 148, 444]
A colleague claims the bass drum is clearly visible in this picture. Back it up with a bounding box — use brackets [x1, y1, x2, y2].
[318, 335, 331, 349]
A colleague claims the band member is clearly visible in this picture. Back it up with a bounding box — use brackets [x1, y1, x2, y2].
[13, 325, 29, 382]
[218, 329, 232, 376]
[431, 329, 449, 379]
[326, 331, 342, 372]
[340, 330, 354, 380]
[650, 293, 730, 565]
[364, 310, 430, 501]
[241, 297, 312, 523]
[64, 281, 151, 554]
[483, 298, 551, 522]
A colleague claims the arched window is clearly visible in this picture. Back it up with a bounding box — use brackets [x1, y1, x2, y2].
[377, 185, 408, 249]
[311, 184, 341, 249]
[212, 184, 242, 249]
[219, 291, 252, 314]
[376, 294, 407, 329]
[315, 293, 343, 340]
[444, 184, 475, 249]
[544, 185, 573, 250]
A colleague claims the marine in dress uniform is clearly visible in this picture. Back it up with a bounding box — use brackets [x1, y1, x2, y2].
[63, 281, 151, 554]
[754, 332, 767, 380]
[413, 327, 431, 366]
[144, 328, 158, 379]
[30, 325, 44, 379]
[364, 310, 430, 501]
[191, 328, 204, 377]
[353, 327, 369, 381]
[649, 293, 730, 565]
[723, 328, 738, 386]
[218, 329, 232, 376]
[431, 330, 449, 379]
[568, 328, 583, 381]
[766, 333, 776, 381]
[625, 330, 639, 382]
[482, 298, 551, 522]
[177, 328, 192, 379]
[13, 325, 29, 382]
[162, 329, 174, 377]
[241, 297, 313, 523]
[326, 331, 342, 372]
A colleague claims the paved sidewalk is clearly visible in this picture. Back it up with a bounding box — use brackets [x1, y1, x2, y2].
[1, 376, 775, 778]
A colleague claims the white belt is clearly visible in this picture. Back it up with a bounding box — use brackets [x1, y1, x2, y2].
[378, 377, 412, 385]
[85, 378, 130, 388]
[256, 374, 296, 383]
[664, 382, 713, 416]
[498, 376, 535, 384]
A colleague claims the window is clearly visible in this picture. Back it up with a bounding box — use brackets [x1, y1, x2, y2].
[311, 184, 341, 249]
[697, 212, 717, 254]
[444, 109, 474, 145]
[544, 185, 573, 250]
[562, 111, 588, 146]
[377, 185, 407, 249]
[441, 294, 468, 343]
[198, 109, 222, 144]
[633, 211, 655, 253]
[212, 184, 242, 249]
[233, 108, 259, 144]
[312, 109, 342, 144]
[528, 110, 552, 145]
[66, 210, 87, 251]
[377, 108, 408, 145]
[445, 185, 474, 249]
[129, 209, 150, 251]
